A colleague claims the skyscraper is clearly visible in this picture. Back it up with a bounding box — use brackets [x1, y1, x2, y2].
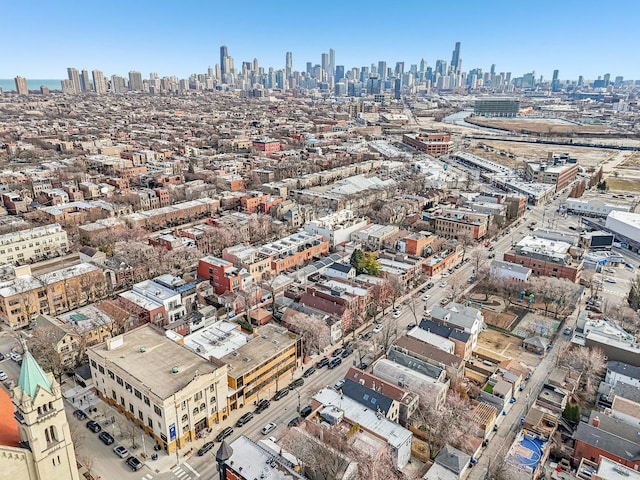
[220, 45, 229, 82]
[80, 69, 91, 92]
[395, 62, 405, 75]
[551, 69, 560, 92]
[335, 65, 345, 82]
[321, 53, 329, 75]
[451, 41, 461, 73]
[14, 76, 28, 95]
[285, 51, 292, 77]
[128, 71, 143, 91]
[378, 61, 387, 81]
[329, 48, 335, 78]
[92, 70, 106, 94]
[67, 68, 81, 94]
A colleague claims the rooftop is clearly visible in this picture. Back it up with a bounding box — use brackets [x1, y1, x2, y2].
[183, 321, 248, 360]
[89, 325, 221, 400]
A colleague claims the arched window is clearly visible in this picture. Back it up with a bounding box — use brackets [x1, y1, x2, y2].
[49, 426, 57, 442]
[45, 429, 50, 443]
[37, 407, 42, 415]
[199, 403, 205, 412]
[192, 407, 198, 416]
[181, 414, 188, 423]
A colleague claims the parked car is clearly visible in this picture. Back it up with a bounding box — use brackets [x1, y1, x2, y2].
[488, 253, 495, 259]
[393, 311, 401, 318]
[327, 357, 342, 369]
[289, 378, 304, 390]
[316, 357, 330, 368]
[625, 263, 635, 269]
[440, 299, 448, 306]
[197, 441, 215, 456]
[359, 332, 372, 341]
[605, 277, 617, 283]
[0, 352, 4, 361]
[261, 422, 277, 435]
[113, 445, 129, 458]
[441, 272, 449, 278]
[334, 379, 345, 390]
[422, 295, 430, 301]
[439, 282, 447, 288]
[302, 367, 316, 378]
[287, 417, 301, 428]
[73, 409, 87, 420]
[236, 412, 254, 427]
[86, 420, 101, 433]
[300, 405, 313, 418]
[407, 322, 417, 329]
[563, 327, 573, 336]
[98, 431, 115, 445]
[255, 399, 270, 414]
[331, 348, 343, 357]
[0, 370, 7, 381]
[372, 325, 383, 334]
[273, 389, 290, 401]
[10, 352, 22, 363]
[341, 348, 352, 358]
[356, 362, 368, 370]
[215, 427, 234, 442]
[426, 282, 434, 289]
[126, 456, 143, 471]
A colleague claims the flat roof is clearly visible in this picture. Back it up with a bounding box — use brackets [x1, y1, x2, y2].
[89, 325, 221, 400]
[183, 321, 249, 360]
[220, 324, 297, 378]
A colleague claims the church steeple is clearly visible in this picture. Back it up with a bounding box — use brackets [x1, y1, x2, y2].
[18, 350, 52, 400]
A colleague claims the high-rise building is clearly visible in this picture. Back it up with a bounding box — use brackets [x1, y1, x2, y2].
[80, 69, 91, 92]
[220, 45, 229, 82]
[551, 69, 560, 92]
[329, 48, 335, 78]
[67, 68, 81, 94]
[603, 73, 611, 86]
[92, 70, 106, 94]
[335, 65, 345, 81]
[378, 61, 387, 81]
[451, 41, 461, 73]
[128, 71, 143, 91]
[395, 62, 404, 75]
[285, 51, 292, 77]
[14, 76, 28, 95]
[321, 53, 329, 75]
[577, 76, 584, 87]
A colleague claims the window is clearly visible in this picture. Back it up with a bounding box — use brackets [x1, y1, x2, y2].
[120, 396, 125, 406]
[108, 370, 114, 380]
[116, 376, 123, 386]
[181, 414, 188, 423]
[148, 417, 153, 429]
[138, 410, 144, 421]
[193, 407, 199, 416]
[193, 391, 202, 402]
[144, 396, 150, 406]
[112, 390, 117, 400]
[129, 403, 134, 413]
[91, 360, 97, 368]
[134, 389, 142, 400]
[154, 405, 162, 417]
[98, 365, 105, 374]
[125, 382, 132, 392]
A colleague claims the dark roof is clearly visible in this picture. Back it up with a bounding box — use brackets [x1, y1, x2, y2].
[216, 440, 233, 461]
[394, 335, 464, 369]
[434, 444, 471, 475]
[387, 346, 444, 379]
[79, 245, 99, 257]
[328, 263, 354, 273]
[523, 336, 547, 348]
[74, 363, 92, 380]
[419, 318, 471, 343]
[608, 361, 640, 381]
[574, 420, 640, 461]
[612, 381, 640, 403]
[341, 378, 394, 415]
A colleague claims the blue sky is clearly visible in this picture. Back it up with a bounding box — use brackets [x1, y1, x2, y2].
[2, 0, 638, 80]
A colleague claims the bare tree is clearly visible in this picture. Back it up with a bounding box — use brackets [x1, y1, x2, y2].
[376, 323, 397, 354]
[285, 311, 329, 356]
[26, 326, 67, 385]
[557, 345, 606, 404]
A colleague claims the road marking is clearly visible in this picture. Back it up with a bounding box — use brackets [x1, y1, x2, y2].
[142, 475, 153, 480]
[183, 462, 200, 477]
[171, 466, 181, 474]
[174, 470, 189, 480]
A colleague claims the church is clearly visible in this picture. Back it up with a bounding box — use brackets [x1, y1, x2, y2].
[0, 350, 80, 480]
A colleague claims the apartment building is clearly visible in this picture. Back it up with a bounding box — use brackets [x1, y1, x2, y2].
[0, 223, 68, 265]
[428, 209, 490, 240]
[197, 256, 251, 295]
[257, 232, 329, 275]
[251, 138, 281, 153]
[2, 192, 28, 215]
[303, 209, 369, 247]
[0, 263, 106, 329]
[222, 245, 272, 283]
[88, 326, 228, 453]
[525, 160, 578, 191]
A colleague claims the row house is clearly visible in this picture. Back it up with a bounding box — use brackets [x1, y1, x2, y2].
[427, 208, 490, 241]
[2, 192, 28, 215]
[222, 244, 272, 283]
[0, 263, 107, 330]
[422, 244, 464, 277]
[197, 256, 251, 295]
[62, 184, 84, 202]
[257, 232, 330, 275]
[37, 188, 69, 206]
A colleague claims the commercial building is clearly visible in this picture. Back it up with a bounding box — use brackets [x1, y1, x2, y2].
[565, 198, 631, 218]
[218, 324, 301, 410]
[503, 234, 582, 282]
[605, 211, 640, 250]
[525, 161, 579, 191]
[474, 97, 520, 117]
[87, 325, 228, 453]
[490, 259, 532, 283]
[427, 208, 490, 240]
[402, 133, 452, 157]
[0, 263, 107, 330]
[0, 223, 68, 265]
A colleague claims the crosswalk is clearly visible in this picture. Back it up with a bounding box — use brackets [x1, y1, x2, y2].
[141, 475, 153, 480]
[139, 462, 199, 480]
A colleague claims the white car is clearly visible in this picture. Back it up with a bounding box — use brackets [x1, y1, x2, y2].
[439, 282, 447, 288]
[392, 311, 401, 319]
[113, 445, 129, 458]
[0, 370, 7, 381]
[441, 272, 450, 277]
[422, 295, 430, 301]
[261, 422, 277, 435]
[372, 325, 383, 334]
[604, 277, 617, 283]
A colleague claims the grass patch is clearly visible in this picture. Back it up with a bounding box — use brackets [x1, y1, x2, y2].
[606, 177, 640, 192]
[483, 384, 494, 394]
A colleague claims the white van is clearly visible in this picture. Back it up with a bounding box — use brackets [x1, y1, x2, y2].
[10, 352, 22, 363]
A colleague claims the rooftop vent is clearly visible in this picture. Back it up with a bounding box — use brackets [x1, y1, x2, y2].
[171, 366, 179, 374]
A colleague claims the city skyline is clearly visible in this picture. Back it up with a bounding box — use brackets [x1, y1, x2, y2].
[2, 0, 639, 80]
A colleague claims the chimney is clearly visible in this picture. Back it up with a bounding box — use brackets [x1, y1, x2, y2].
[592, 416, 600, 428]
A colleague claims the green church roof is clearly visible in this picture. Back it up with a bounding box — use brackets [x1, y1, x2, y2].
[18, 351, 52, 399]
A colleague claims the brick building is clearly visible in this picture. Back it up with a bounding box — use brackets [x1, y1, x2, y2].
[402, 133, 452, 157]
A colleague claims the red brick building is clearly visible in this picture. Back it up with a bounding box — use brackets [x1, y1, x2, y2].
[252, 138, 281, 154]
[402, 133, 451, 157]
[197, 256, 243, 295]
